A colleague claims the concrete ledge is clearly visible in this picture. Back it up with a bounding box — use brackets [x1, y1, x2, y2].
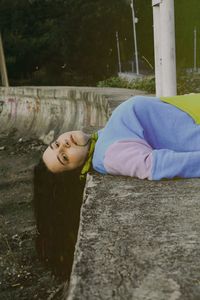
[65, 174, 200, 300]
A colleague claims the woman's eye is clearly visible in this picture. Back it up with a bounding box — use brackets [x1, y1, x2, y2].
[63, 155, 68, 161]
[55, 141, 59, 147]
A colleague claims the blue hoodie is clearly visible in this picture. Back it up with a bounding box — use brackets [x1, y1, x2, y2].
[92, 96, 200, 180]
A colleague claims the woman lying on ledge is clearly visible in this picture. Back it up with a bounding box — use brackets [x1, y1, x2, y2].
[33, 94, 200, 278]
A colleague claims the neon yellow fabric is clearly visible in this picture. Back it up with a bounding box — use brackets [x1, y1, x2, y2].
[80, 132, 98, 180]
[160, 94, 200, 124]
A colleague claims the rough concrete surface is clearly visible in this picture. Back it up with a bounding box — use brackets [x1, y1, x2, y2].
[0, 87, 110, 140]
[66, 174, 200, 300]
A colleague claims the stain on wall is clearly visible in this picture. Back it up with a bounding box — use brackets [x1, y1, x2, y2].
[7, 98, 18, 120]
[0, 100, 4, 114]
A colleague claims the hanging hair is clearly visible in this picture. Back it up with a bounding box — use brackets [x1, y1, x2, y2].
[33, 159, 86, 279]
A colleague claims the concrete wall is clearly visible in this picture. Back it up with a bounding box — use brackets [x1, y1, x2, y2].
[0, 87, 109, 143]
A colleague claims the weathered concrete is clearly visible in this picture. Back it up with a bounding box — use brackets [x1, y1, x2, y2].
[0, 86, 145, 143]
[0, 87, 106, 141]
[65, 174, 200, 300]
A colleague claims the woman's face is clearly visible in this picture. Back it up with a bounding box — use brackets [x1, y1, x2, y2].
[42, 131, 91, 173]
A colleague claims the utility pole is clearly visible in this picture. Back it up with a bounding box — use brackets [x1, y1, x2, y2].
[0, 33, 9, 87]
[152, 0, 177, 96]
[194, 27, 197, 72]
[116, 31, 122, 73]
[130, 0, 139, 75]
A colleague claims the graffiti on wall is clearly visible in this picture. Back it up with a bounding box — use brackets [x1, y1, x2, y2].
[2, 97, 41, 120]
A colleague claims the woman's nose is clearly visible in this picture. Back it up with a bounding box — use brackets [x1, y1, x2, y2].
[58, 142, 70, 152]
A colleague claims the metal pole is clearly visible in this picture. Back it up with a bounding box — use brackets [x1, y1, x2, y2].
[130, 0, 139, 75]
[0, 33, 9, 87]
[194, 27, 197, 72]
[116, 31, 122, 73]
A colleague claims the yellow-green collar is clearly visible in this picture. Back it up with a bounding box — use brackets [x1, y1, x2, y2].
[80, 132, 98, 180]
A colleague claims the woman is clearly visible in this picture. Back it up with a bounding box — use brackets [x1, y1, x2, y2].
[33, 94, 200, 278]
[43, 94, 200, 180]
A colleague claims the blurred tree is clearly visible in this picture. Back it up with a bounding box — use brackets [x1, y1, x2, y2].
[0, 0, 134, 85]
[0, 0, 68, 83]
[61, 0, 133, 84]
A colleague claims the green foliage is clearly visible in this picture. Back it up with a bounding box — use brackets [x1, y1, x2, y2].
[97, 74, 200, 95]
[97, 76, 155, 93]
[97, 76, 128, 88]
[177, 74, 200, 95]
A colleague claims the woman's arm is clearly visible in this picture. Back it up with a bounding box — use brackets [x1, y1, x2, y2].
[152, 148, 200, 180]
[103, 139, 153, 179]
[104, 139, 200, 180]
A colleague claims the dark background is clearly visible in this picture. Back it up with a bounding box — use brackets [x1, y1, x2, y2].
[0, 0, 199, 85]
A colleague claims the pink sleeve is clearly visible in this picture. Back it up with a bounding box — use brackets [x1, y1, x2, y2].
[103, 139, 153, 179]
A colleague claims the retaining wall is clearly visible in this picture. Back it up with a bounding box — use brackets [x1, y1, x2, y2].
[0, 87, 111, 143]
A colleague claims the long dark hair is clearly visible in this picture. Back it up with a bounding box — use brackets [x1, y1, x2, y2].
[33, 159, 86, 279]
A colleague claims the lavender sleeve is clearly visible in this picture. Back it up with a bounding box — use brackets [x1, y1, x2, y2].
[103, 139, 153, 179]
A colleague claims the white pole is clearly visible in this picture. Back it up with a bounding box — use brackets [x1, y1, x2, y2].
[130, 0, 139, 75]
[160, 0, 177, 96]
[194, 27, 197, 72]
[0, 33, 9, 87]
[152, 3, 162, 96]
[116, 31, 122, 73]
[152, 0, 177, 96]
